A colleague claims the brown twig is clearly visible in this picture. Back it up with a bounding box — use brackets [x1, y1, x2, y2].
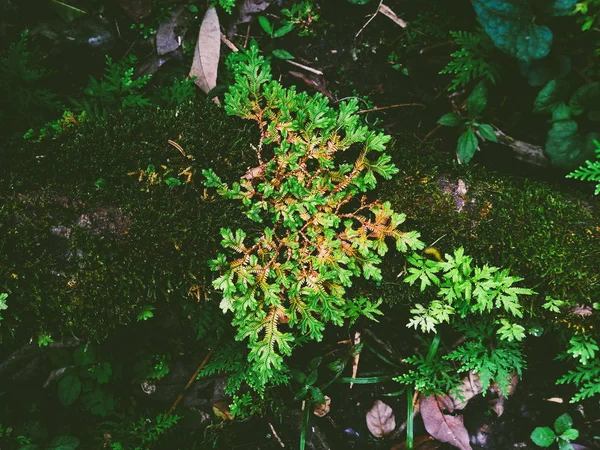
[166, 348, 214, 416]
[168, 139, 187, 157]
[285, 60, 324, 76]
[357, 103, 425, 114]
[268, 422, 285, 447]
[355, 0, 384, 39]
[423, 123, 443, 142]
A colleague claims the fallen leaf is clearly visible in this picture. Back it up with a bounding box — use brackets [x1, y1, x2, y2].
[313, 395, 331, 417]
[420, 394, 472, 450]
[449, 372, 483, 410]
[119, 0, 151, 22]
[190, 7, 220, 100]
[350, 331, 361, 389]
[156, 5, 189, 55]
[237, 0, 272, 24]
[212, 401, 233, 420]
[288, 71, 335, 102]
[366, 400, 396, 438]
[379, 4, 407, 28]
[391, 435, 440, 450]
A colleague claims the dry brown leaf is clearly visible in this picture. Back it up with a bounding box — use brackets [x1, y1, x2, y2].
[156, 5, 189, 55]
[420, 394, 472, 450]
[379, 4, 407, 28]
[212, 401, 233, 421]
[313, 395, 331, 417]
[350, 331, 361, 389]
[366, 400, 396, 438]
[449, 372, 483, 410]
[190, 7, 220, 100]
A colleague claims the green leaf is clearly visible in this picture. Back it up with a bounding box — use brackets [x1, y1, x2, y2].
[290, 369, 306, 384]
[531, 427, 556, 447]
[559, 428, 578, 441]
[347, 0, 371, 4]
[73, 345, 96, 366]
[546, 121, 599, 169]
[274, 24, 294, 38]
[310, 386, 326, 404]
[477, 123, 497, 142]
[272, 49, 295, 60]
[258, 16, 273, 36]
[457, 128, 479, 164]
[438, 113, 465, 127]
[467, 81, 488, 118]
[549, 0, 578, 16]
[554, 413, 573, 435]
[47, 435, 80, 450]
[558, 441, 575, 450]
[534, 79, 570, 113]
[569, 82, 600, 116]
[472, 0, 553, 61]
[18, 445, 40, 450]
[58, 374, 81, 406]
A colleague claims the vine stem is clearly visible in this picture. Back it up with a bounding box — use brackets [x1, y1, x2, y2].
[166, 348, 214, 416]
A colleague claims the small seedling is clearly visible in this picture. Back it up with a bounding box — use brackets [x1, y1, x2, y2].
[531, 413, 579, 449]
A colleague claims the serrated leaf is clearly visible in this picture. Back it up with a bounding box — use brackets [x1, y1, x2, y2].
[366, 400, 396, 438]
[58, 373, 81, 406]
[554, 413, 573, 435]
[477, 123, 497, 142]
[467, 81, 488, 118]
[531, 427, 556, 447]
[457, 128, 479, 164]
[190, 7, 220, 96]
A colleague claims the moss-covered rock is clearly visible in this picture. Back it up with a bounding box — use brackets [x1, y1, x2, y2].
[376, 135, 600, 316]
[2, 103, 597, 346]
[0, 101, 259, 344]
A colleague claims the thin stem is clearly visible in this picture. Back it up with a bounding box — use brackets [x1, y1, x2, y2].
[300, 399, 310, 450]
[406, 386, 414, 449]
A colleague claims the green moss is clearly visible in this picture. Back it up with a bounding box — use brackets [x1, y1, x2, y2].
[375, 135, 600, 313]
[0, 101, 259, 344]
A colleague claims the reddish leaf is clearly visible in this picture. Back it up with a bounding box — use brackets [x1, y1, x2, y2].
[420, 395, 472, 450]
[366, 400, 396, 438]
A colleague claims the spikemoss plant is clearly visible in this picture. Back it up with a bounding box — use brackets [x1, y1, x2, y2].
[202, 44, 424, 389]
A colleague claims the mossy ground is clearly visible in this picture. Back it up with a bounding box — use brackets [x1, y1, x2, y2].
[0, 100, 259, 346]
[2, 102, 598, 346]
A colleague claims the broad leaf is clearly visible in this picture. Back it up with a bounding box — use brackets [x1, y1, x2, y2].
[47, 435, 80, 450]
[477, 123, 497, 142]
[545, 121, 599, 169]
[534, 79, 570, 113]
[420, 395, 472, 450]
[554, 413, 573, 435]
[366, 400, 396, 438]
[272, 49, 295, 60]
[438, 113, 464, 127]
[190, 7, 220, 96]
[569, 82, 600, 116]
[548, 0, 578, 16]
[257, 16, 273, 35]
[457, 129, 479, 164]
[467, 81, 488, 118]
[58, 373, 81, 406]
[471, 0, 553, 61]
[531, 427, 556, 447]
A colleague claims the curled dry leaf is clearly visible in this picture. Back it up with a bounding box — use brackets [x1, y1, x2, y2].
[379, 4, 408, 28]
[366, 400, 396, 438]
[212, 401, 233, 421]
[313, 395, 331, 417]
[420, 394, 472, 450]
[190, 7, 220, 101]
[449, 371, 518, 417]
